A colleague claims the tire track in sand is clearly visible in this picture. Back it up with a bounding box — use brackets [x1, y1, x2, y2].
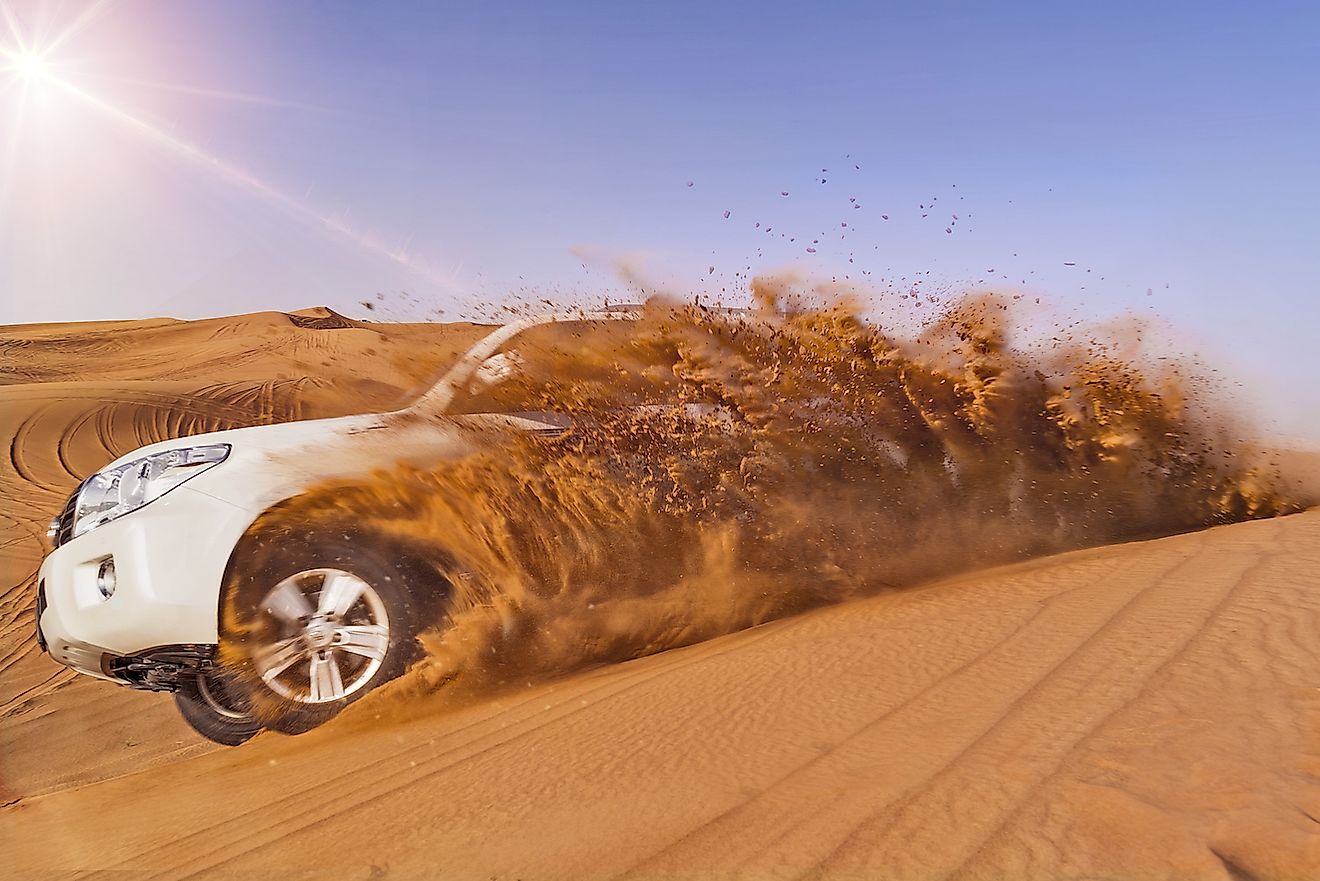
[610, 540, 1198, 880]
[796, 527, 1275, 881]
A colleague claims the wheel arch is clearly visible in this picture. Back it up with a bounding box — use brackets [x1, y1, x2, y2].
[215, 495, 458, 650]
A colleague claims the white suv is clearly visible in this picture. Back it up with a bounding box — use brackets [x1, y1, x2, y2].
[36, 310, 632, 745]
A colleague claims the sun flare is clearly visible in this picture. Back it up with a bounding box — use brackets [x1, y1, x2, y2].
[0, 5, 458, 293]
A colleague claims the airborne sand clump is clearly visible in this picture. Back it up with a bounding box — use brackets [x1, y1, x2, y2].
[233, 289, 1297, 701]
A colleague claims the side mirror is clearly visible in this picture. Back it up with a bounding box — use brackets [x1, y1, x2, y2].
[469, 351, 522, 392]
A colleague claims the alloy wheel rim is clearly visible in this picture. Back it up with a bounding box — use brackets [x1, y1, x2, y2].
[252, 568, 390, 705]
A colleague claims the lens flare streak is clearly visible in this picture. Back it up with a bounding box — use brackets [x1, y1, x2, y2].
[0, 22, 461, 292]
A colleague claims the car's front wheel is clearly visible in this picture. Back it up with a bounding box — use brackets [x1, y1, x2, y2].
[219, 533, 425, 735]
[174, 669, 263, 746]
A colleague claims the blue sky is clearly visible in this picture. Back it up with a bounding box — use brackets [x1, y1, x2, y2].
[2, 1, 1317, 438]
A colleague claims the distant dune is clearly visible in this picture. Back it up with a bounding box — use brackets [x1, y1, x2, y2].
[1, 310, 1317, 879]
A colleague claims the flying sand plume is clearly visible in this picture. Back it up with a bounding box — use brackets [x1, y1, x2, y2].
[218, 288, 1297, 716]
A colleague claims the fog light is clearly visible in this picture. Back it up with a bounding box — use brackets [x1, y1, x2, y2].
[96, 558, 116, 599]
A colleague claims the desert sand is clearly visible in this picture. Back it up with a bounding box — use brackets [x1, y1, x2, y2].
[2, 309, 1318, 880]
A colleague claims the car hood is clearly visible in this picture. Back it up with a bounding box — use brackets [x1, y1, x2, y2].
[98, 409, 561, 515]
[101, 412, 390, 471]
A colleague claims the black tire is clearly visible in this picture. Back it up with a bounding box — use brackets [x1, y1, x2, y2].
[174, 670, 263, 747]
[219, 531, 424, 736]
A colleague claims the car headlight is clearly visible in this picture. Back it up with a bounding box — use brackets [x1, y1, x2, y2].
[71, 444, 230, 538]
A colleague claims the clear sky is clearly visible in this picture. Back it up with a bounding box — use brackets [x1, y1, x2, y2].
[2, 1, 1318, 439]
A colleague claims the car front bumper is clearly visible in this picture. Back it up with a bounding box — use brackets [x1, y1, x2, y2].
[37, 484, 257, 683]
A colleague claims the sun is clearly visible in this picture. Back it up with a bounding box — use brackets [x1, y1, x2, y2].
[2, 47, 52, 84]
[13, 50, 50, 81]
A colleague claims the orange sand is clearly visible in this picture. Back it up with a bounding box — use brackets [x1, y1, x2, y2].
[1, 309, 1317, 880]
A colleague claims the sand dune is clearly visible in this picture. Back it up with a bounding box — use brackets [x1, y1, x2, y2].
[1, 310, 1317, 880]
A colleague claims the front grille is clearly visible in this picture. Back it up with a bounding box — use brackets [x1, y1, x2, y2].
[35, 580, 47, 652]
